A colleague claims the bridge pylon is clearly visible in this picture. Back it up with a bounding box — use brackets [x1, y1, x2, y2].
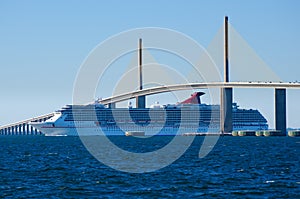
[136, 38, 146, 108]
[220, 16, 233, 133]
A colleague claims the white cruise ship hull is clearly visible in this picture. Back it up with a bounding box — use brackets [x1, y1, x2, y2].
[31, 122, 212, 136]
[31, 122, 267, 136]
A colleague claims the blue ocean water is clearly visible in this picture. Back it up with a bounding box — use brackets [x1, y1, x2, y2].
[0, 136, 299, 198]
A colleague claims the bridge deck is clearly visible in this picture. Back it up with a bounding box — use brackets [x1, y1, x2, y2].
[99, 82, 300, 105]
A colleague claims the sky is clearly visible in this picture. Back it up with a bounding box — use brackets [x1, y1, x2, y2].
[0, 0, 300, 128]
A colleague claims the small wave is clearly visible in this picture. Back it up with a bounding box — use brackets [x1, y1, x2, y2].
[47, 153, 58, 155]
[265, 180, 275, 183]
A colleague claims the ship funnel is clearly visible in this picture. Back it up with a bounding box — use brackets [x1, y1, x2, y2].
[180, 92, 205, 104]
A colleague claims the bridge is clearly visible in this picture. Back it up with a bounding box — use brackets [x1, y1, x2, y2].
[0, 113, 54, 135]
[100, 16, 299, 135]
[100, 81, 299, 135]
[1, 81, 298, 135]
[1, 16, 299, 135]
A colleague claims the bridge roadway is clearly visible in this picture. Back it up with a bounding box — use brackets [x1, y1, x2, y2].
[99, 81, 300, 105]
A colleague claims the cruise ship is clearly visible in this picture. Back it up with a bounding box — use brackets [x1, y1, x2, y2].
[30, 92, 268, 136]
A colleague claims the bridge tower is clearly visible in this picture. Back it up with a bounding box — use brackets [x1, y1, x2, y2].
[220, 16, 233, 133]
[136, 38, 146, 108]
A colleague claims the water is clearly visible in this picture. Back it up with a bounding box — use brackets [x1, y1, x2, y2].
[0, 136, 299, 198]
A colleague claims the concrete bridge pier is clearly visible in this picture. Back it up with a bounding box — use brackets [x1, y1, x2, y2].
[22, 124, 26, 135]
[220, 87, 233, 133]
[26, 125, 30, 135]
[18, 124, 22, 135]
[136, 96, 146, 109]
[275, 88, 286, 134]
[30, 126, 34, 135]
[108, 103, 116, 109]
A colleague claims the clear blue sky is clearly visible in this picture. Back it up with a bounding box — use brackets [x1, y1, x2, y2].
[0, 0, 299, 128]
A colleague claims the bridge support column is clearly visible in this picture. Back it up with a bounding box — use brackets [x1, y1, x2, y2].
[30, 126, 34, 135]
[18, 124, 22, 135]
[275, 88, 286, 135]
[26, 124, 30, 135]
[220, 17, 232, 133]
[22, 124, 26, 135]
[108, 103, 116, 109]
[220, 87, 233, 133]
[4, 128, 7, 135]
[136, 96, 145, 109]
